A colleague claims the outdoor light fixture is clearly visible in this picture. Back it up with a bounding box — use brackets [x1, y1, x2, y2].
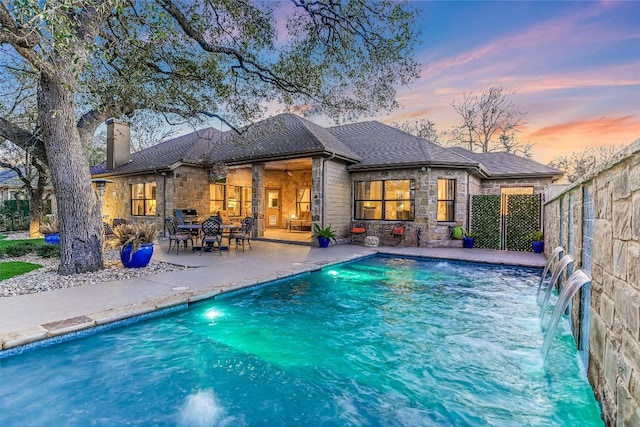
[91, 178, 113, 218]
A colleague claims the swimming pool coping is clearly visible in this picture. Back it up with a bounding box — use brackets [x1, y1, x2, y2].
[0, 247, 545, 357]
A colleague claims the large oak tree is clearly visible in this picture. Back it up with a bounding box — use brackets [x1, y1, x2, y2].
[0, 0, 420, 274]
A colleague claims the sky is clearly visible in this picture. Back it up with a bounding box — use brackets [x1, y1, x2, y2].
[358, 0, 640, 164]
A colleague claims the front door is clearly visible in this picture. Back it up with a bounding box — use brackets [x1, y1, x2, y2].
[265, 188, 281, 228]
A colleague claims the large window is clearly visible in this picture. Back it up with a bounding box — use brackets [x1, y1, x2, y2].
[210, 183, 252, 217]
[354, 179, 414, 220]
[437, 179, 455, 222]
[131, 182, 156, 216]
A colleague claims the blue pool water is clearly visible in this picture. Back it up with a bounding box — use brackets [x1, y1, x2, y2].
[0, 256, 602, 426]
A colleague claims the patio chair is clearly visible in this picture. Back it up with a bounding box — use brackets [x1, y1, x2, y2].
[391, 223, 406, 246]
[229, 217, 254, 252]
[350, 221, 367, 244]
[165, 218, 193, 255]
[200, 218, 223, 256]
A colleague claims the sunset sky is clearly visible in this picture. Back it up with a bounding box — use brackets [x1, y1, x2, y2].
[365, 0, 640, 164]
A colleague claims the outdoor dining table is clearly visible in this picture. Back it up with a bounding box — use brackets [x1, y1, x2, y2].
[176, 223, 202, 246]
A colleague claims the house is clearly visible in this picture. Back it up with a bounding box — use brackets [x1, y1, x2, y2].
[90, 114, 563, 247]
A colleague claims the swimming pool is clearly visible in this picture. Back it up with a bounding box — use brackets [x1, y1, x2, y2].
[0, 256, 602, 426]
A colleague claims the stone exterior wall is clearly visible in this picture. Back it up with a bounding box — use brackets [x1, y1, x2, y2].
[544, 140, 640, 427]
[480, 177, 556, 195]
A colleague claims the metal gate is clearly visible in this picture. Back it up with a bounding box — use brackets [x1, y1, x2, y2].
[470, 194, 541, 251]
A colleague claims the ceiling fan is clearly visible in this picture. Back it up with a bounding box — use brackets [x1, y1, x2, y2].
[283, 163, 293, 176]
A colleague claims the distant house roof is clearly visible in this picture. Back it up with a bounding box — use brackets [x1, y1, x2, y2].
[329, 121, 480, 171]
[90, 113, 562, 181]
[448, 147, 564, 179]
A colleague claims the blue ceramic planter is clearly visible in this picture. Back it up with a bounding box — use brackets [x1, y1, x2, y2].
[462, 237, 475, 249]
[532, 241, 544, 253]
[44, 233, 60, 245]
[120, 243, 154, 268]
[318, 237, 331, 248]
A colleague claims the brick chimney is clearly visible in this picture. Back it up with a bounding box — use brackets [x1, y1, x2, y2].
[106, 119, 131, 170]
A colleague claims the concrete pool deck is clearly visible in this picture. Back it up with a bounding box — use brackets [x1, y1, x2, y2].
[0, 240, 546, 351]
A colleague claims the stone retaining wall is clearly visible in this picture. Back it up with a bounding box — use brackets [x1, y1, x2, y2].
[544, 139, 640, 427]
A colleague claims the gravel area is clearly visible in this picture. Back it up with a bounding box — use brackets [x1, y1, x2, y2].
[1, 232, 188, 297]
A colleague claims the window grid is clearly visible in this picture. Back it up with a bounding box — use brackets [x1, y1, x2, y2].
[354, 180, 414, 221]
[130, 182, 156, 216]
[437, 179, 456, 222]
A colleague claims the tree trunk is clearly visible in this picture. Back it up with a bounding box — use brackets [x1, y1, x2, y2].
[38, 74, 104, 274]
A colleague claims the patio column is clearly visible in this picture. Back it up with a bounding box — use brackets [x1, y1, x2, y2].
[252, 164, 265, 237]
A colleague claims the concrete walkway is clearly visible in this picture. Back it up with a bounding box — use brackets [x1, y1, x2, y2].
[0, 240, 546, 352]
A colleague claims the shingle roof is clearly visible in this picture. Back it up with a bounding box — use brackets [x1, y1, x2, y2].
[91, 128, 221, 175]
[448, 147, 564, 178]
[90, 114, 562, 180]
[220, 113, 360, 164]
[329, 121, 478, 170]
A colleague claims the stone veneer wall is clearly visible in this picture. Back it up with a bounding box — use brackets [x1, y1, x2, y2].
[544, 140, 640, 427]
[480, 177, 556, 195]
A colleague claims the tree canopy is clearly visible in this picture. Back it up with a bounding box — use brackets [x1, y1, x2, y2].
[0, 0, 421, 274]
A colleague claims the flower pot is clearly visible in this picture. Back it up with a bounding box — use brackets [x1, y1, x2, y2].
[318, 236, 331, 248]
[120, 243, 154, 268]
[462, 237, 475, 249]
[44, 233, 60, 245]
[532, 240, 544, 253]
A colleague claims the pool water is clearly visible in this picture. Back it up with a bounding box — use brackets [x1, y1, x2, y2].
[0, 256, 602, 426]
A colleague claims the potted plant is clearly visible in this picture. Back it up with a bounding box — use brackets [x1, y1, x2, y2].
[530, 230, 544, 253]
[40, 221, 60, 245]
[113, 223, 157, 268]
[311, 224, 336, 248]
[462, 232, 476, 249]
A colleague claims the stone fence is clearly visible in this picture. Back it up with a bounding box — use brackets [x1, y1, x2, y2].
[544, 139, 639, 427]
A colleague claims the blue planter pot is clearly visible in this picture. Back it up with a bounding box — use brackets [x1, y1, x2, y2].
[532, 241, 544, 253]
[44, 233, 60, 245]
[120, 243, 154, 268]
[318, 237, 331, 248]
[462, 237, 475, 249]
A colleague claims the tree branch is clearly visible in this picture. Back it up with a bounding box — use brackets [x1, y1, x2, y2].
[0, 117, 47, 164]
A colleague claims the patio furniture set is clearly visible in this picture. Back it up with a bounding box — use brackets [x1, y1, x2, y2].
[166, 209, 254, 255]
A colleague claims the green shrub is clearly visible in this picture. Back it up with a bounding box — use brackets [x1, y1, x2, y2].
[4, 241, 38, 257]
[36, 244, 60, 258]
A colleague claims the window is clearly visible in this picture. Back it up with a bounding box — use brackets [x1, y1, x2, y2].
[296, 188, 311, 215]
[354, 180, 414, 220]
[226, 185, 242, 217]
[242, 187, 252, 217]
[437, 179, 455, 222]
[131, 182, 156, 216]
[209, 183, 225, 214]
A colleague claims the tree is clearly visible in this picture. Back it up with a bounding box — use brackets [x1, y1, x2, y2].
[549, 144, 624, 183]
[0, 142, 49, 237]
[0, 57, 50, 237]
[391, 118, 441, 144]
[0, 0, 419, 275]
[449, 85, 532, 157]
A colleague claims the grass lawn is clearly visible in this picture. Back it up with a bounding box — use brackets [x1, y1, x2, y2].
[0, 235, 47, 280]
[0, 261, 43, 280]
